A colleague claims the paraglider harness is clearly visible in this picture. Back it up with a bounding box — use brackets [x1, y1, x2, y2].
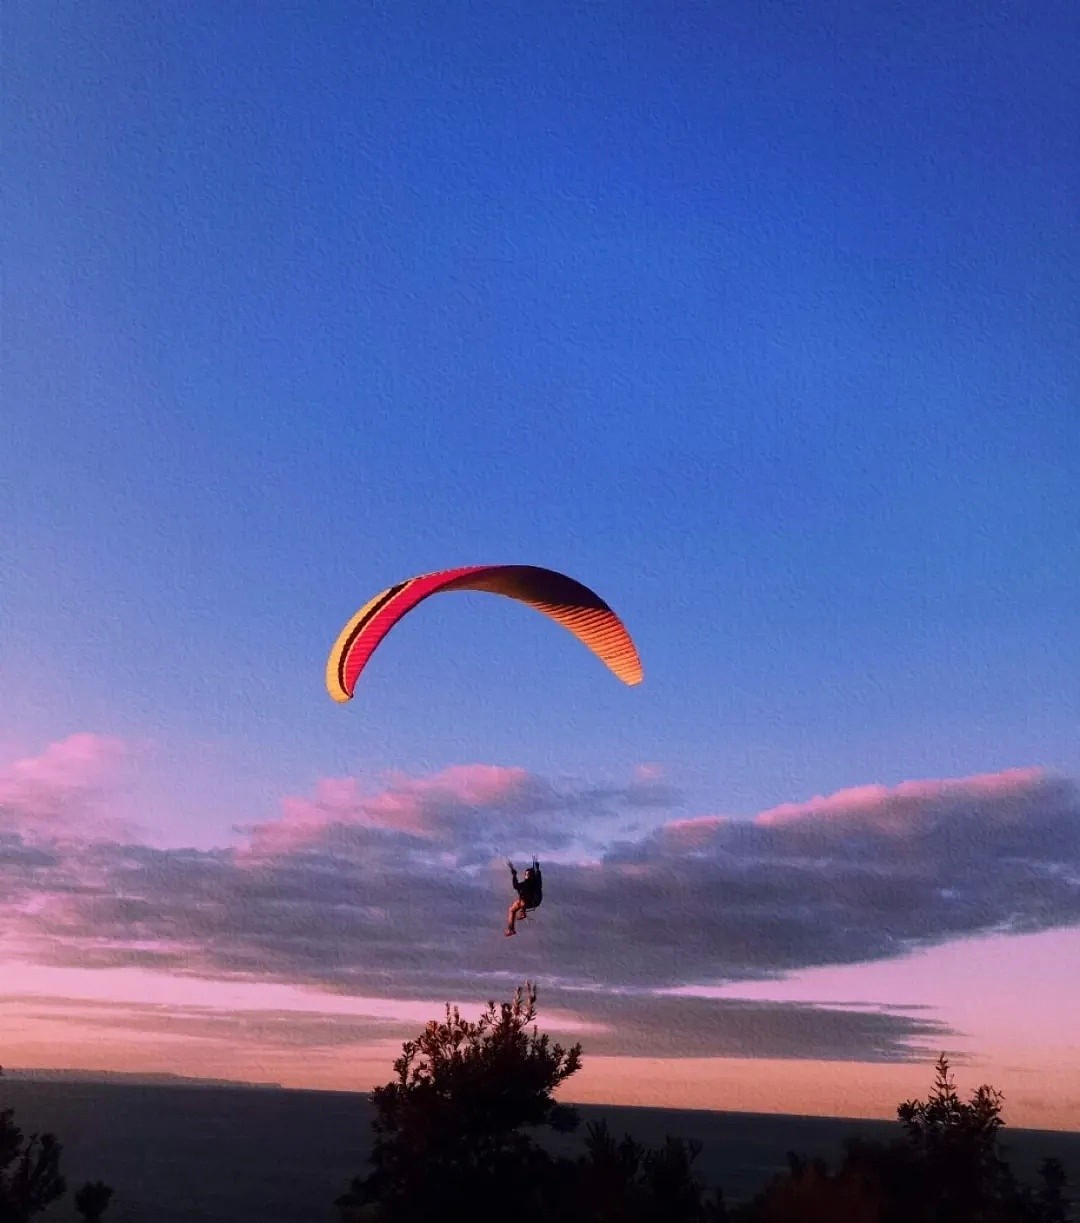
[509, 858, 543, 912]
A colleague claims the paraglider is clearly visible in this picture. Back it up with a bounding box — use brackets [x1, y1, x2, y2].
[505, 858, 542, 936]
[325, 563, 641, 939]
[325, 563, 643, 702]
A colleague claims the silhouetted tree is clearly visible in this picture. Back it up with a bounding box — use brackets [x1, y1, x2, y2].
[1033, 1158, 1070, 1223]
[336, 982, 582, 1222]
[337, 983, 741, 1223]
[732, 1146, 885, 1223]
[0, 1108, 66, 1222]
[74, 1180, 114, 1221]
[732, 1055, 1073, 1223]
[565, 1117, 731, 1222]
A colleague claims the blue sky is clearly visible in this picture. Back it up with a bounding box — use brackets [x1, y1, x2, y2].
[3, 0, 1079, 1121]
[7, 0, 1076, 831]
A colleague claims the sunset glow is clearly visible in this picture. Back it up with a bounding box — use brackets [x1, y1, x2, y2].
[5, 0, 1077, 1145]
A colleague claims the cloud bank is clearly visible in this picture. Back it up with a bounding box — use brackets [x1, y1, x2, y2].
[3, 736, 1078, 1063]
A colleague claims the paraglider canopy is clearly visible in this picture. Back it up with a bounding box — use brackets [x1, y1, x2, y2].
[326, 563, 643, 702]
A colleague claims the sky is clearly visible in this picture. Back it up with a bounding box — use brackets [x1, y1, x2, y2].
[3, 1, 1079, 1130]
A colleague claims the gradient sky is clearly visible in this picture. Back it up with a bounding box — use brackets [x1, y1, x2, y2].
[3, 2, 1079, 1130]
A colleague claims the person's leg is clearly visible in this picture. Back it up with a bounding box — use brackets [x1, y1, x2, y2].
[506, 898, 525, 935]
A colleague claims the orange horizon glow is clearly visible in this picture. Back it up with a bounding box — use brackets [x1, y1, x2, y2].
[3, 927, 1078, 1133]
[3, 1042, 1076, 1134]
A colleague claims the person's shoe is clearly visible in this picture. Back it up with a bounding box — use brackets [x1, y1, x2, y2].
[505, 926, 516, 936]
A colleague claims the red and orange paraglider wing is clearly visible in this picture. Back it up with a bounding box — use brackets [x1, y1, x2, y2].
[325, 564, 643, 703]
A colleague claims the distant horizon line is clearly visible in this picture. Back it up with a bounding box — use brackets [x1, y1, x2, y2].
[2, 1066, 1077, 1137]
[0, 1066, 284, 1090]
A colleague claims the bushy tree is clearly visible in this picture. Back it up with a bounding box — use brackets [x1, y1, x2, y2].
[336, 982, 582, 1222]
[336, 982, 737, 1223]
[892, 1054, 1071, 1221]
[74, 1180, 114, 1222]
[731, 1147, 885, 1223]
[0, 1107, 66, 1222]
[566, 1117, 731, 1223]
[733, 1055, 1073, 1223]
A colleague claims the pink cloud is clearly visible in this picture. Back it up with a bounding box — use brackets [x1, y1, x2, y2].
[0, 733, 128, 831]
[633, 763, 665, 781]
[239, 764, 535, 859]
[753, 767, 1047, 832]
[381, 764, 531, 806]
[660, 815, 731, 848]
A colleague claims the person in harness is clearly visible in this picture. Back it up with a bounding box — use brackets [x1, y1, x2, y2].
[505, 858, 542, 936]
